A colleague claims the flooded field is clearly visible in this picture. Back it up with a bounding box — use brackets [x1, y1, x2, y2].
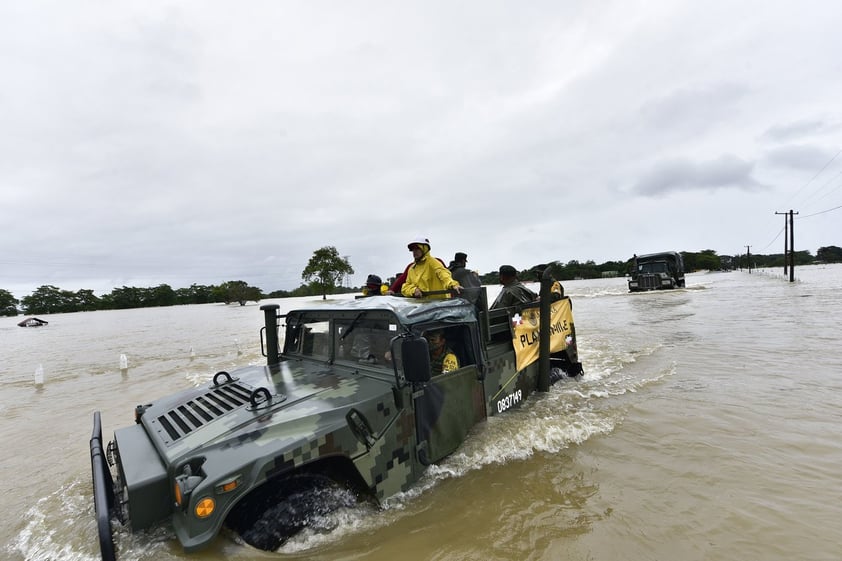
[3, 265, 841, 561]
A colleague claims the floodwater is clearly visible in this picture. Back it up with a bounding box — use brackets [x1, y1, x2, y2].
[2, 265, 841, 561]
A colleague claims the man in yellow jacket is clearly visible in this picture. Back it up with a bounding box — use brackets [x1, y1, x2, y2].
[401, 236, 463, 300]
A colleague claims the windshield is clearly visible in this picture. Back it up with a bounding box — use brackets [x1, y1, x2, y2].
[284, 314, 400, 370]
[336, 319, 399, 368]
[639, 261, 669, 274]
[286, 319, 332, 360]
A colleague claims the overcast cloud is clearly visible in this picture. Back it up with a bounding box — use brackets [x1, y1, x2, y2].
[2, 1, 841, 299]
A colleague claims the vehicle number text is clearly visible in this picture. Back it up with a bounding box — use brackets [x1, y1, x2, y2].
[497, 389, 523, 413]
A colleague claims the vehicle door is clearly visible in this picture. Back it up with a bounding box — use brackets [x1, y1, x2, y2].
[413, 326, 486, 464]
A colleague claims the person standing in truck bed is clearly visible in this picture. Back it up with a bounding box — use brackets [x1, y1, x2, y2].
[491, 265, 537, 310]
[361, 274, 388, 296]
[449, 251, 481, 304]
[401, 236, 462, 300]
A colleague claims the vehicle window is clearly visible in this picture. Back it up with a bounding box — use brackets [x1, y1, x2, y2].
[336, 320, 396, 367]
[429, 325, 475, 373]
[293, 320, 331, 360]
[641, 262, 668, 273]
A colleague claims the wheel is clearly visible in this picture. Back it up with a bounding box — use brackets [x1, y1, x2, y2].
[225, 473, 358, 551]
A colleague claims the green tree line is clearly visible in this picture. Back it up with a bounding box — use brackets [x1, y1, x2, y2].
[3, 246, 840, 317]
[1, 281, 264, 316]
[473, 247, 834, 285]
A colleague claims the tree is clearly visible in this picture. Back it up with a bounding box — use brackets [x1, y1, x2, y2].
[1, 289, 19, 316]
[151, 284, 176, 307]
[682, 250, 721, 271]
[817, 245, 842, 263]
[107, 286, 145, 309]
[21, 285, 70, 314]
[174, 283, 214, 305]
[302, 246, 354, 300]
[76, 289, 101, 311]
[220, 280, 263, 306]
[266, 284, 314, 298]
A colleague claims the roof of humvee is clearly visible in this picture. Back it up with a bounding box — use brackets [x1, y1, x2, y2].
[287, 295, 478, 326]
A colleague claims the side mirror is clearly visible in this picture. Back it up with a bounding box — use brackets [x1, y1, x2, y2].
[401, 336, 431, 384]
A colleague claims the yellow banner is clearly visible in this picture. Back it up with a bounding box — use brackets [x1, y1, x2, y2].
[511, 299, 574, 371]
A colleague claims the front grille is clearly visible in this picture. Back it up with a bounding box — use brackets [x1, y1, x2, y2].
[154, 382, 253, 445]
[638, 274, 659, 289]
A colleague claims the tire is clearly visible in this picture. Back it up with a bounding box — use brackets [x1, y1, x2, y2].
[225, 473, 358, 551]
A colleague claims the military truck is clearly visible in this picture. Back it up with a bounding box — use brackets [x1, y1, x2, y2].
[628, 251, 686, 292]
[90, 285, 583, 560]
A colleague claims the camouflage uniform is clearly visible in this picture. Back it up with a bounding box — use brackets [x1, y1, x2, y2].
[450, 264, 481, 304]
[491, 281, 537, 310]
[430, 346, 459, 375]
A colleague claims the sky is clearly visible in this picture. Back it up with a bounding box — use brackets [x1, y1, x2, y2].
[2, 1, 842, 300]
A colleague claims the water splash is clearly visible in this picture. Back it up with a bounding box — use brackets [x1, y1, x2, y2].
[8, 480, 112, 561]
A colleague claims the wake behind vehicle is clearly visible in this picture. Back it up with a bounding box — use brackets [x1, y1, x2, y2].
[628, 251, 686, 292]
[90, 283, 583, 560]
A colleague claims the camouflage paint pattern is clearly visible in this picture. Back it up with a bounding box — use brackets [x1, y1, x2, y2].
[98, 292, 582, 553]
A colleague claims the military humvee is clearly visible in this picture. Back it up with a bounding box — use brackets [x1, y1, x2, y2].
[90, 286, 582, 560]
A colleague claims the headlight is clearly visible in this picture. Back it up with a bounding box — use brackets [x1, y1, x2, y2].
[174, 462, 206, 509]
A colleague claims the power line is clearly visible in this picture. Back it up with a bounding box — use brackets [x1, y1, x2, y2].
[797, 203, 842, 219]
[758, 224, 786, 253]
[785, 148, 842, 205]
[798, 169, 842, 210]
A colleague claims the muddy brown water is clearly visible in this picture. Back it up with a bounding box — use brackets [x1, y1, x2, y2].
[3, 266, 841, 561]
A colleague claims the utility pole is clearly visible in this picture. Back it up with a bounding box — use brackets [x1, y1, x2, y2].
[745, 245, 751, 273]
[775, 211, 788, 275]
[775, 210, 798, 282]
[788, 210, 798, 282]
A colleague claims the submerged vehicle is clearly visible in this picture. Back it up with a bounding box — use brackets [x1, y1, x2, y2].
[18, 316, 48, 327]
[90, 284, 583, 560]
[628, 251, 686, 292]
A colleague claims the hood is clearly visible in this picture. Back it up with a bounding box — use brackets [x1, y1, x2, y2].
[140, 360, 395, 462]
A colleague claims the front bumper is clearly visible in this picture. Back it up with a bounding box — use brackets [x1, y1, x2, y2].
[90, 411, 117, 561]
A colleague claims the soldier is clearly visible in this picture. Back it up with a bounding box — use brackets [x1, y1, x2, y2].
[491, 265, 537, 310]
[425, 329, 459, 375]
[361, 274, 388, 296]
[531, 263, 564, 300]
[449, 252, 481, 304]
